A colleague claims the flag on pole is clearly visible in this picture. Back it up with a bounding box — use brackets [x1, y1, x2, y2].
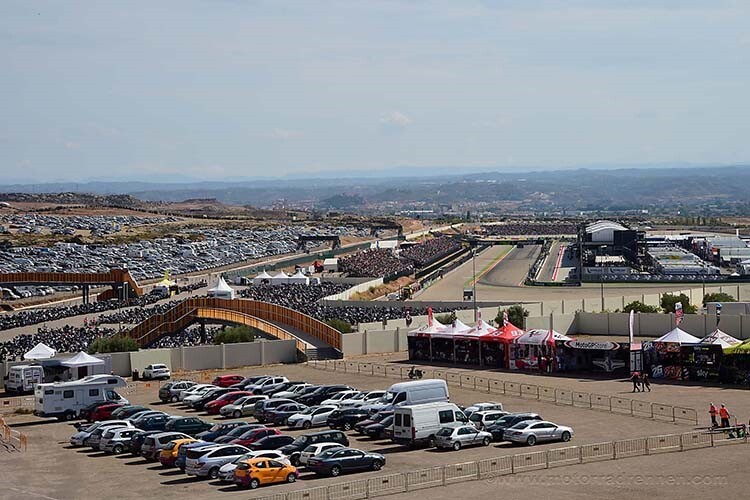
[427, 306, 433, 327]
[675, 302, 683, 326]
[477, 308, 483, 328]
[503, 311, 509, 327]
[629, 309, 635, 344]
[405, 307, 412, 327]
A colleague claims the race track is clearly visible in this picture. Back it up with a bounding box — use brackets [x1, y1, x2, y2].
[479, 244, 540, 287]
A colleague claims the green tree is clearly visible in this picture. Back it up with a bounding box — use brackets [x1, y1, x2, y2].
[703, 292, 736, 305]
[622, 301, 659, 314]
[495, 305, 529, 328]
[325, 319, 354, 333]
[660, 293, 697, 314]
[88, 335, 139, 354]
[214, 325, 257, 344]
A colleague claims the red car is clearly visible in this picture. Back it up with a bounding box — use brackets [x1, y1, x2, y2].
[212, 374, 245, 388]
[89, 403, 125, 422]
[230, 427, 280, 447]
[203, 391, 252, 415]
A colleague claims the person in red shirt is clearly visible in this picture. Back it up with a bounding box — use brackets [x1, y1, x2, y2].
[719, 404, 730, 428]
[709, 403, 718, 427]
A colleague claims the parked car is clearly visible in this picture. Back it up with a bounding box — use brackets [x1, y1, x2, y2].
[158, 437, 201, 467]
[339, 391, 386, 408]
[245, 376, 289, 394]
[196, 421, 246, 442]
[230, 427, 281, 447]
[86, 424, 130, 450]
[78, 401, 113, 422]
[220, 395, 268, 419]
[131, 412, 171, 432]
[141, 432, 191, 461]
[176, 441, 213, 470]
[320, 390, 361, 407]
[463, 402, 504, 420]
[279, 430, 349, 466]
[218, 450, 291, 482]
[505, 420, 574, 446]
[247, 434, 295, 451]
[191, 387, 231, 410]
[130, 430, 165, 456]
[89, 403, 126, 422]
[179, 384, 216, 402]
[228, 375, 269, 390]
[233, 457, 298, 489]
[254, 398, 295, 423]
[142, 364, 171, 380]
[299, 442, 346, 465]
[297, 385, 354, 406]
[306, 448, 385, 477]
[159, 380, 196, 403]
[362, 414, 394, 439]
[486, 413, 542, 442]
[260, 380, 306, 396]
[327, 408, 370, 431]
[213, 424, 266, 444]
[69, 420, 132, 447]
[185, 444, 250, 479]
[100, 427, 141, 454]
[204, 391, 252, 415]
[354, 411, 393, 435]
[212, 374, 246, 388]
[267, 403, 308, 426]
[434, 425, 492, 451]
[286, 405, 337, 430]
[110, 405, 148, 419]
[165, 416, 212, 436]
[469, 410, 510, 430]
[273, 383, 313, 400]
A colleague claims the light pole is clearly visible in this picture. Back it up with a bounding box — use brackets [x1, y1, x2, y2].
[472, 247, 477, 321]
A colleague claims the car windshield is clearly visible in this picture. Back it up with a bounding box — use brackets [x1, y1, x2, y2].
[383, 391, 396, 402]
[350, 393, 366, 400]
[227, 426, 251, 437]
[380, 416, 394, 426]
[299, 407, 317, 415]
[234, 397, 249, 405]
[493, 416, 514, 427]
[469, 414, 483, 422]
[436, 427, 454, 436]
[317, 449, 338, 459]
[291, 436, 310, 446]
[209, 424, 221, 432]
[510, 421, 530, 430]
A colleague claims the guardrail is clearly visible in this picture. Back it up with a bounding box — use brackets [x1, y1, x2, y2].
[306, 360, 698, 425]
[0, 416, 28, 451]
[252, 430, 745, 500]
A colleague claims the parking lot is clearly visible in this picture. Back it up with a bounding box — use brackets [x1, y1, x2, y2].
[2, 363, 694, 500]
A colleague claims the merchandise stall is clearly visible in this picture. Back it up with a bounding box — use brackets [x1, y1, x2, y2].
[479, 321, 524, 369]
[511, 329, 572, 372]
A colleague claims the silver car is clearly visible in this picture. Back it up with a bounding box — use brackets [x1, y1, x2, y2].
[219, 395, 268, 418]
[185, 444, 249, 479]
[101, 427, 140, 454]
[505, 420, 574, 446]
[141, 432, 191, 461]
[434, 425, 492, 451]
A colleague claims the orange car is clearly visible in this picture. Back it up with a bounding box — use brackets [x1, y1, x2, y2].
[159, 438, 199, 467]
[233, 457, 298, 489]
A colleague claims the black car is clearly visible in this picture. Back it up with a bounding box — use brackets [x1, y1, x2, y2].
[213, 424, 266, 444]
[262, 381, 306, 396]
[297, 385, 353, 406]
[192, 388, 231, 410]
[306, 448, 385, 477]
[279, 429, 350, 466]
[110, 405, 148, 419]
[228, 375, 269, 391]
[267, 403, 308, 426]
[129, 430, 163, 456]
[164, 416, 212, 436]
[363, 415, 393, 439]
[487, 413, 542, 441]
[354, 411, 393, 434]
[327, 408, 370, 431]
[248, 435, 295, 451]
[196, 421, 246, 441]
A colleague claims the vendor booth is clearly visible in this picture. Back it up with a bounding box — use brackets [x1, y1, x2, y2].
[253, 270, 272, 285]
[288, 270, 310, 285]
[207, 276, 235, 299]
[556, 339, 629, 375]
[23, 342, 57, 361]
[62, 352, 105, 380]
[511, 329, 572, 372]
[271, 271, 289, 285]
[479, 321, 523, 369]
[644, 327, 702, 380]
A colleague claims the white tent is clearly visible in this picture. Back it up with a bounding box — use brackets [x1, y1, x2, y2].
[208, 276, 235, 299]
[253, 270, 273, 285]
[653, 327, 701, 344]
[62, 352, 105, 367]
[699, 329, 741, 348]
[408, 319, 447, 337]
[271, 271, 289, 285]
[24, 342, 56, 360]
[432, 318, 472, 338]
[287, 270, 310, 285]
[515, 328, 571, 345]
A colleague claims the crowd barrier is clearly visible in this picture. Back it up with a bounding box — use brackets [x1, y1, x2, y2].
[0, 416, 28, 451]
[306, 360, 699, 424]
[252, 430, 745, 500]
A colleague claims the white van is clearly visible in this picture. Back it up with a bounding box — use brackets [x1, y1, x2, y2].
[369, 379, 449, 413]
[392, 402, 468, 446]
[5, 365, 44, 394]
[34, 375, 129, 421]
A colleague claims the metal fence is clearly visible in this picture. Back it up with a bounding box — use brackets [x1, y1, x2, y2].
[251, 430, 745, 500]
[0, 416, 28, 451]
[307, 360, 699, 425]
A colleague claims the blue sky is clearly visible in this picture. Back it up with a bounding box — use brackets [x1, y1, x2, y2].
[1, 0, 749, 182]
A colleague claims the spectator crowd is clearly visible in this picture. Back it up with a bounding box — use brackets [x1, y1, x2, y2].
[0, 324, 118, 361]
[481, 222, 578, 236]
[339, 248, 414, 278]
[399, 237, 461, 268]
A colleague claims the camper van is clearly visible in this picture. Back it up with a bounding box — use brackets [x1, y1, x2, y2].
[34, 375, 129, 421]
[392, 402, 468, 446]
[367, 379, 449, 414]
[5, 365, 44, 394]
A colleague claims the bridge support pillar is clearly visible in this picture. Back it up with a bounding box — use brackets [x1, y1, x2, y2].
[82, 285, 90, 305]
[260, 340, 266, 366]
[199, 320, 207, 344]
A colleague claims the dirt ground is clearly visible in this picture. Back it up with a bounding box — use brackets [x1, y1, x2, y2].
[3, 362, 743, 500]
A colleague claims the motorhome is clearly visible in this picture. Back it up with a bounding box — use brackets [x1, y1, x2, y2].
[34, 375, 129, 421]
[392, 402, 468, 446]
[5, 365, 44, 393]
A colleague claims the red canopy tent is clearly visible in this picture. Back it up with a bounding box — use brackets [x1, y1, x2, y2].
[479, 322, 524, 368]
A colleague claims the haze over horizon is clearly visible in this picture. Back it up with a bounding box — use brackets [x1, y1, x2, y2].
[2, 0, 749, 183]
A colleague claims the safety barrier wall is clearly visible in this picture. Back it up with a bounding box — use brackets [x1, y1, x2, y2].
[253, 430, 747, 500]
[306, 360, 699, 424]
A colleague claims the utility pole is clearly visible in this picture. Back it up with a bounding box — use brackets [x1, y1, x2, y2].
[472, 247, 477, 321]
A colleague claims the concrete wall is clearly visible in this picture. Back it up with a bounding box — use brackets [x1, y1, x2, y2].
[130, 348, 173, 372]
[110, 352, 132, 377]
[224, 342, 262, 368]
[182, 345, 223, 371]
[525, 314, 578, 335]
[261, 339, 297, 364]
[340, 329, 409, 357]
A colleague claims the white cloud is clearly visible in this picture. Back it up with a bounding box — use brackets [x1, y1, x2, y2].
[380, 111, 412, 127]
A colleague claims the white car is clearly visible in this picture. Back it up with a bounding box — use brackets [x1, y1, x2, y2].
[339, 391, 386, 408]
[179, 383, 215, 402]
[286, 405, 338, 429]
[463, 402, 504, 419]
[142, 364, 171, 380]
[469, 410, 509, 430]
[320, 390, 361, 407]
[298, 442, 346, 465]
[244, 376, 288, 394]
[273, 383, 312, 400]
[218, 450, 290, 482]
[69, 420, 133, 447]
[182, 385, 217, 405]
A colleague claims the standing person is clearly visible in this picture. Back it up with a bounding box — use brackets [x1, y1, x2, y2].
[719, 404, 731, 428]
[630, 371, 641, 392]
[642, 372, 651, 392]
[709, 403, 718, 427]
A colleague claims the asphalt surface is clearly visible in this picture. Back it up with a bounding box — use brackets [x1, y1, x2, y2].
[479, 245, 540, 287]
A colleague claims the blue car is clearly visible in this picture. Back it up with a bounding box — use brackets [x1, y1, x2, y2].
[176, 441, 214, 470]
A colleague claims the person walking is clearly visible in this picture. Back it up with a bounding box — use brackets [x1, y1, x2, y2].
[709, 403, 718, 427]
[719, 404, 731, 428]
[630, 371, 641, 392]
[641, 372, 651, 392]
